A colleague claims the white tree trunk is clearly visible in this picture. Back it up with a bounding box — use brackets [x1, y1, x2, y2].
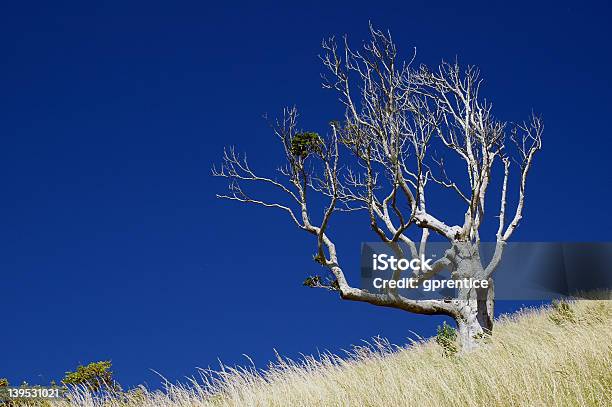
[452, 245, 494, 350]
[454, 292, 494, 351]
[456, 305, 483, 352]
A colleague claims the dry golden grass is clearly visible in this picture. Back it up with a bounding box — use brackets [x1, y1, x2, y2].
[57, 300, 611, 407]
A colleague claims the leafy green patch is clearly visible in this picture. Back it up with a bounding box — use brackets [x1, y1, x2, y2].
[290, 132, 322, 158]
[63, 361, 119, 392]
[436, 321, 458, 357]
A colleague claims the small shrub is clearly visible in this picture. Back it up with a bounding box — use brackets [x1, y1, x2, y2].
[436, 321, 458, 357]
[62, 361, 119, 392]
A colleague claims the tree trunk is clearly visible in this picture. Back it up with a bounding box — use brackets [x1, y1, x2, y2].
[453, 281, 494, 350]
[455, 307, 482, 352]
[476, 278, 494, 334]
[451, 243, 495, 350]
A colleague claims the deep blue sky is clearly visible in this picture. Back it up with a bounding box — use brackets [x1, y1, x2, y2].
[1, 0, 611, 388]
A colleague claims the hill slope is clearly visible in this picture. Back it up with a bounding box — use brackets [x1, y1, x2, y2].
[64, 300, 611, 407]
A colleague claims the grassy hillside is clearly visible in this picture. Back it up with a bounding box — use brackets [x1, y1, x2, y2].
[61, 300, 611, 407]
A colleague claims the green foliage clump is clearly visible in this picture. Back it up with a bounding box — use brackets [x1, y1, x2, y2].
[303, 275, 339, 291]
[62, 361, 119, 392]
[290, 132, 322, 158]
[0, 379, 57, 407]
[436, 321, 458, 357]
[303, 275, 321, 288]
[0, 378, 9, 407]
[549, 299, 576, 325]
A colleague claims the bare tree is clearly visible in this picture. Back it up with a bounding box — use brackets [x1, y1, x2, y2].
[213, 26, 542, 351]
